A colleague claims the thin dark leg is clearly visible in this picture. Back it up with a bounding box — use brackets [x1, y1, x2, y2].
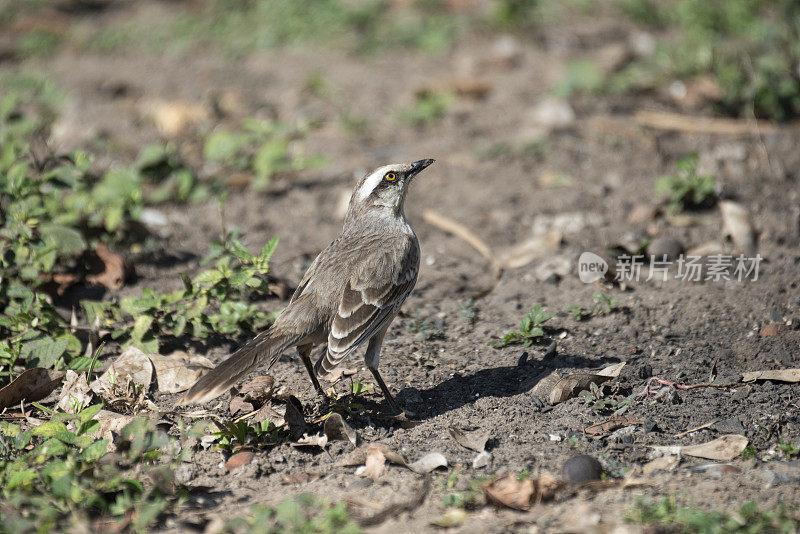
[368, 366, 401, 414]
[297, 345, 326, 398]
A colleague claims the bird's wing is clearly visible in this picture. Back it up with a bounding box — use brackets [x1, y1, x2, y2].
[321, 239, 419, 372]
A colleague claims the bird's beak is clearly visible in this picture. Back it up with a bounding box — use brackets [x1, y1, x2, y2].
[409, 158, 435, 175]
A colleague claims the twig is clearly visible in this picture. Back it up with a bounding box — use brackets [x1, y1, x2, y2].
[673, 420, 717, 438]
[634, 110, 781, 135]
[355, 475, 431, 527]
[421, 209, 503, 297]
[637, 377, 741, 399]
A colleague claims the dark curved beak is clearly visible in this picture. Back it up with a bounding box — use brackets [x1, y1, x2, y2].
[410, 159, 435, 174]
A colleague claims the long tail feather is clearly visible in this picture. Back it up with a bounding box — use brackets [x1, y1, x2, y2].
[179, 331, 299, 405]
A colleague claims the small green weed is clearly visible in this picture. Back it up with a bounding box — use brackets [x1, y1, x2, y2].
[626, 497, 800, 533]
[655, 154, 716, 211]
[400, 91, 454, 128]
[491, 305, 555, 348]
[405, 313, 444, 341]
[204, 119, 326, 190]
[567, 293, 618, 321]
[229, 494, 360, 534]
[211, 419, 284, 452]
[457, 298, 477, 324]
[0, 407, 185, 532]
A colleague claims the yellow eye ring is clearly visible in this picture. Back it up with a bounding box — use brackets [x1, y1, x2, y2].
[384, 172, 397, 181]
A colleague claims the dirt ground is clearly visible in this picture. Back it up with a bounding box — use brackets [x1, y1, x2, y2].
[6, 1, 800, 531]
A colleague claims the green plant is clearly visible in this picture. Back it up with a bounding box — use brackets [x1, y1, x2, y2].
[457, 298, 476, 324]
[491, 305, 556, 348]
[405, 313, 444, 341]
[230, 494, 360, 534]
[211, 419, 284, 452]
[204, 118, 325, 190]
[626, 497, 800, 533]
[400, 91, 454, 128]
[612, 0, 800, 121]
[592, 292, 619, 314]
[0, 407, 185, 532]
[655, 154, 716, 211]
[578, 383, 634, 414]
[740, 445, 758, 460]
[777, 438, 800, 459]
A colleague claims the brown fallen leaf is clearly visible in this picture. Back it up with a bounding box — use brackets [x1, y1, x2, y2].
[642, 455, 680, 475]
[759, 323, 785, 338]
[360, 444, 387, 479]
[236, 375, 275, 404]
[92, 410, 135, 452]
[483, 472, 561, 510]
[284, 396, 307, 441]
[496, 231, 563, 269]
[549, 362, 626, 405]
[0, 368, 65, 410]
[583, 415, 642, 436]
[229, 396, 254, 416]
[324, 412, 357, 446]
[448, 426, 489, 453]
[719, 200, 757, 256]
[91, 346, 153, 394]
[335, 443, 409, 468]
[225, 451, 255, 471]
[56, 370, 93, 413]
[85, 244, 134, 290]
[408, 452, 448, 474]
[653, 434, 749, 461]
[149, 351, 214, 393]
[742, 369, 800, 383]
[251, 402, 283, 424]
[293, 432, 328, 449]
[142, 99, 210, 137]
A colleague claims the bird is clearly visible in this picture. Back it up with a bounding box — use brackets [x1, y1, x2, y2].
[181, 159, 435, 412]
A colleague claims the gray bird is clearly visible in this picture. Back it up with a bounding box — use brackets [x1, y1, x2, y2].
[181, 159, 435, 411]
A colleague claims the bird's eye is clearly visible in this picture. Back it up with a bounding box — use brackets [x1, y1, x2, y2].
[384, 172, 397, 181]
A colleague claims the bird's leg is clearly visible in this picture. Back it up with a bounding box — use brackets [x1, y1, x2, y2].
[297, 344, 326, 398]
[368, 366, 401, 414]
[364, 330, 402, 414]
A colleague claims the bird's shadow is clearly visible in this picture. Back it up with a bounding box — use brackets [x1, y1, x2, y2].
[337, 352, 620, 428]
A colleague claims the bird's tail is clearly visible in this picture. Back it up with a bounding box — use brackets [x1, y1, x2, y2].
[179, 330, 300, 405]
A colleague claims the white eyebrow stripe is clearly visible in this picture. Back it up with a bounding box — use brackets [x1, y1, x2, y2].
[355, 164, 396, 201]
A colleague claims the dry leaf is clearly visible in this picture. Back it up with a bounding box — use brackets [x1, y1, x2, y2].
[142, 99, 209, 137]
[448, 426, 489, 453]
[408, 452, 448, 474]
[293, 432, 328, 448]
[252, 402, 282, 424]
[56, 370, 93, 413]
[86, 244, 134, 290]
[549, 362, 625, 404]
[742, 369, 800, 383]
[597, 362, 626, 377]
[653, 434, 749, 461]
[237, 375, 275, 404]
[149, 351, 214, 393]
[360, 445, 387, 479]
[225, 451, 255, 471]
[584, 415, 642, 435]
[496, 231, 562, 269]
[324, 412, 357, 446]
[229, 396, 254, 416]
[0, 368, 65, 409]
[335, 443, 409, 468]
[91, 346, 153, 394]
[432, 509, 468, 528]
[642, 455, 680, 475]
[284, 396, 307, 441]
[719, 200, 756, 255]
[483, 474, 534, 510]
[92, 410, 134, 452]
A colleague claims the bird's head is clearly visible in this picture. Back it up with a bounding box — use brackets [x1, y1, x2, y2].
[346, 159, 435, 221]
